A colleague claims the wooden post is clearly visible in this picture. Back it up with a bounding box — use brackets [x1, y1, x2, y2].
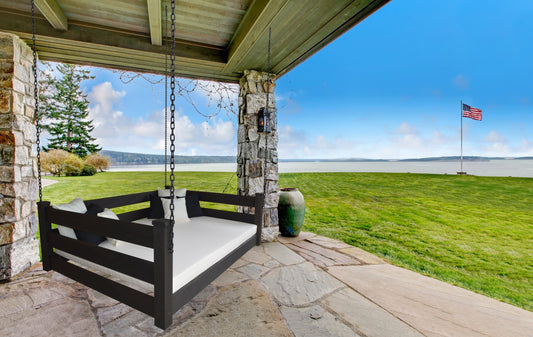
[38, 201, 52, 271]
[254, 194, 264, 245]
[153, 219, 173, 329]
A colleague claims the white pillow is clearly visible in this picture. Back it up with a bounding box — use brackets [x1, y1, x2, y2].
[97, 208, 120, 246]
[161, 197, 190, 223]
[157, 187, 186, 198]
[51, 197, 87, 239]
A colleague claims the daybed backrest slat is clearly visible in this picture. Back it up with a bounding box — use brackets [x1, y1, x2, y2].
[201, 208, 255, 224]
[192, 190, 255, 206]
[118, 207, 151, 222]
[47, 207, 154, 248]
[51, 255, 154, 316]
[86, 191, 154, 209]
[49, 232, 154, 284]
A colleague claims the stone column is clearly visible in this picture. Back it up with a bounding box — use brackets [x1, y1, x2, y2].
[0, 33, 39, 280]
[237, 70, 279, 241]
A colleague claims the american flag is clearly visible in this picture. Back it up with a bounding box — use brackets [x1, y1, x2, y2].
[462, 103, 482, 121]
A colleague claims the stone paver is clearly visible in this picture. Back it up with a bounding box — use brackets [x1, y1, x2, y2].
[322, 287, 423, 337]
[280, 304, 361, 337]
[0, 295, 100, 337]
[338, 247, 385, 265]
[328, 264, 533, 337]
[2, 234, 532, 337]
[276, 231, 316, 244]
[306, 235, 353, 250]
[285, 240, 359, 267]
[263, 241, 305, 265]
[241, 246, 270, 265]
[236, 262, 269, 279]
[167, 280, 292, 337]
[261, 261, 344, 306]
[210, 269, 248, 288]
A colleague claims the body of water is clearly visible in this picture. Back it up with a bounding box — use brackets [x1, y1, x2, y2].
[108, 160, 533, 178]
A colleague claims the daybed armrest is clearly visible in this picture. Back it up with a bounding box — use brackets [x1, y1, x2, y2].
[189, 191, 264, 245]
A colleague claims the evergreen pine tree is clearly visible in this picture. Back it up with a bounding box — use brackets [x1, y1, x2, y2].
[40, 63, 101, 157]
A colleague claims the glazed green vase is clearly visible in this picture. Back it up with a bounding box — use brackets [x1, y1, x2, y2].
[278, 188, 305, 237]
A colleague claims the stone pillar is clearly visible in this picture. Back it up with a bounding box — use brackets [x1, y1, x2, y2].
[0, 33, 39, 280]
[237, 70, 279, 241]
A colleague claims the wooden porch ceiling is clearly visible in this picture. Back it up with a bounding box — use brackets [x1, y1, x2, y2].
[0, 0, 390, 83]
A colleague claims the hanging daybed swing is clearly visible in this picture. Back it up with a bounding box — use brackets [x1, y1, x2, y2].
[33, 1, 263, 330]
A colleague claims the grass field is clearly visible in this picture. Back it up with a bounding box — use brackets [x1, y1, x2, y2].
[42, 171, 533, 311]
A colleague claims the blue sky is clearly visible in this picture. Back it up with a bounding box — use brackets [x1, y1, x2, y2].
[67, 0, 532, 159]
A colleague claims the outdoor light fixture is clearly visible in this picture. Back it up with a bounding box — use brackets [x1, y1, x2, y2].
[257, 107, 271, 133]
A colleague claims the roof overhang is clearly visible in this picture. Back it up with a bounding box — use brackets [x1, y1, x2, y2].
[0, 0, 390, 83]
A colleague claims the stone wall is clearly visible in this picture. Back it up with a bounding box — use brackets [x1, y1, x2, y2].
[237, 70, 279, 241]
[0, 33, 39, 280]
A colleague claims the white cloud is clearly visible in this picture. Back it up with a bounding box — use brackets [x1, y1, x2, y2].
[482, 130, 510, 155]
[366, 122, 460, 159]
[393, 122, 421, 148]
[454, 74, 470, 89]
[396, 122, 418, 135]
[87, 82, 236, 155]
[484, 130, 506, 143]
[521, 139, 533, 152]
[278, 125, 355, 159]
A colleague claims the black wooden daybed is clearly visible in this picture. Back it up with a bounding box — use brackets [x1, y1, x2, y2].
[38, 190, 263, 329]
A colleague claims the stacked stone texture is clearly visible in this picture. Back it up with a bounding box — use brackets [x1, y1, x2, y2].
[0, 33, 39, 280]
[237, 70, 279, 241]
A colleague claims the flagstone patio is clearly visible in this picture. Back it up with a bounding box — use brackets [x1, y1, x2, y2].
[1, 232, 532, 337]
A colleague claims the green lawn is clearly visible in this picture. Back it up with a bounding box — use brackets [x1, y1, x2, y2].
[42, 171, 533, 311]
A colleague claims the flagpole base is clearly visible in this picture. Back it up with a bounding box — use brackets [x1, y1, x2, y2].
[457, 171, 467, 175]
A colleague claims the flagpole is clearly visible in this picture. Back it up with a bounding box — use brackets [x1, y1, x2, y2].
[460, 99, 463, 174]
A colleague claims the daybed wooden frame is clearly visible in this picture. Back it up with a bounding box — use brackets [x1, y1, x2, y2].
[38, 190, 263, 329]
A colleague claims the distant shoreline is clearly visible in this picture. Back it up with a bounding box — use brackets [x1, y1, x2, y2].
[102, 150, 533, 166]
[108, 159, 533, 178]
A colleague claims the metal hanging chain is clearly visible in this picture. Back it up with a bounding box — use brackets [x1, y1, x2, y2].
[262, 27, 272, 197]
[265, 27, 272, 123]
[168, 0, 177, 253]
[164, 5, 168, 187]
[31, 0, 42, 203]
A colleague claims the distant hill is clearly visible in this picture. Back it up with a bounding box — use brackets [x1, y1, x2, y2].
[102, 151, 532, 166]
[102, 150, 235, 165]
[280, 156, 522, 163]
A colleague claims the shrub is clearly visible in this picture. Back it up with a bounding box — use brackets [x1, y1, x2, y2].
[85, 153, 111, 172]
[41, 149, 70, 176]
[80, 164, 97, 176]
[64, 154, 84, 176]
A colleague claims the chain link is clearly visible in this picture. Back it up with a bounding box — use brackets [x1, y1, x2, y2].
[164, 5, 168, 188]
[168, 0, 177, 253]
[263, 27, 272, 198]
[31, 0, 42, 203]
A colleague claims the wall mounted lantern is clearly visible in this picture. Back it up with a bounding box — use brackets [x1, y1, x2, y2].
[257, 107, 271, 133]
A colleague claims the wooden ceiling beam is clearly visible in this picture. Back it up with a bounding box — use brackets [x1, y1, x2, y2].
[223, 0, 290, 74]
[0, 9, 226, 65]
[146, 0, 162, 46]
[35, 0, 68, 31]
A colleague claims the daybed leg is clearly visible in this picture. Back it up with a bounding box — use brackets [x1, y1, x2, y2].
[38, 201, 52, 271]
[153, 219, 173, 330]
[254, 193, 264, 246]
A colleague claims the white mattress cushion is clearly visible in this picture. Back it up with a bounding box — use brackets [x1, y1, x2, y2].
[56, 216, 256, 293]
[97, 208, 120, 246]
[51, 197, 87, 239]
